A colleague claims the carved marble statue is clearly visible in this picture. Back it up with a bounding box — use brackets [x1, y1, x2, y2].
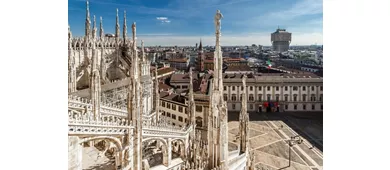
[214, 10, 223, 33]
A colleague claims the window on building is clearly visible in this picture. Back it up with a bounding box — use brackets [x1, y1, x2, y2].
[276, 86, 279, 91]
[303, 104, 306, 110]
[232, 86, 235, 90]
[162, 101, 165, 107]
[172, 114, 176, 119]
[258, 94, 262, 101]
[311, 94, 316, 101]
[250, 86, 253, 91]
[312, 104, 315, 110]
[249, 104, 253, 110]
[232, 104, 236, 110]
[223, 94, 228, 101]
[302, 94, 306, 101]
[285, 105, 288, 110]
[293, 94, 297, 101]
[276, 94, 279, 101]
[320, 94, 323, 101]
[241, 86, 244, 91]
[185, 108, 188, 114]
[167, 113, 171, 117]
[178, 106, 183, 112]
[172, 123, 175, 126]
[259, 86, 262, 91]
[240, 94, 243, 101]
[232, 94, 237, 101]
[172, 105, 176, 110]
[320, 86, 323, 91]
[311, 86, 315, 91]
[167, 103, 171, 109]
[293, 86, 298, 91]
[285, 86, 288, 91]
[321, 105, 323, 110]
[303, 86, 306, 91]
[249, 94, 254, 101]
[182, 85, 188, 89]
[267, 94, 271, 101]
[267, 86, 270, 91]
[294, 105, 297, 110]
[284, 95, 288, 101]
[185, 118, 188, 123]
[196, 106, 202, 112]
[178, 116, 183, 122]
[162, 112, 165, 116]
[224, 86, 227, 91]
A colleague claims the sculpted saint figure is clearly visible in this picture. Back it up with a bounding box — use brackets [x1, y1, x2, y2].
[214, 10, 223, 32]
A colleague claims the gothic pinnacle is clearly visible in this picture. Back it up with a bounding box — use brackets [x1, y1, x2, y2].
[115, 8, 120, 39]
[92, 15, 97, 39]
[85, 0, 91, 37]
[99, 16, 104, 39]
[123, 10, 127, 42]
[132, 22, 136, 41]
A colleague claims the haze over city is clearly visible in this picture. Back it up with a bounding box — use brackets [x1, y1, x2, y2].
[68, 0, 323, 46]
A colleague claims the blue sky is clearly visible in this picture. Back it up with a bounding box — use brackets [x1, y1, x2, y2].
[69, 0, 323, 46]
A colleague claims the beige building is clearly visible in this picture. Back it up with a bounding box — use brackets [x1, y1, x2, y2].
[222, 73, 323, 112]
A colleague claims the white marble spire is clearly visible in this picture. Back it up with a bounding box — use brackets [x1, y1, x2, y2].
[123, 10, 127, 43]
[99, 16, 104, 40]
[85, 0, 91, 38]
[92, 15, 97, 39]
[239, 75, 249, 153]
[115, 8, 120, 41]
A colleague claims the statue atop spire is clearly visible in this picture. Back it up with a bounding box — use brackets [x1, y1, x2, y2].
[214, 10, 223, 34]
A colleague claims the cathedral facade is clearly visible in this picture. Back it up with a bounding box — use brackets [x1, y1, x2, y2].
[68, 1, 252, 170]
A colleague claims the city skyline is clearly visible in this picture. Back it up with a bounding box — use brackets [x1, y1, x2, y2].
[68, 0, 323, 46]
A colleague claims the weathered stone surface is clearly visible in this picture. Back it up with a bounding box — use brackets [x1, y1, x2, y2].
[68, 136, 82, 170]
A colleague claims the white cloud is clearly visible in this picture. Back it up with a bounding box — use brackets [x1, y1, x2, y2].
[156, 16, 171, 23]
[156, 17, 168, 20]
[137, 32, 323, 46]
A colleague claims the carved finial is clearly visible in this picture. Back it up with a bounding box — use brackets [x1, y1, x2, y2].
[132, 22, 136, 39]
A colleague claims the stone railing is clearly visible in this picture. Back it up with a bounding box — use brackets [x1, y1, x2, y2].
[100, 105, 128, 117]
[68, 95, 128, 118]
[68, 110, 133, 136]
[142, 124, 192, 138]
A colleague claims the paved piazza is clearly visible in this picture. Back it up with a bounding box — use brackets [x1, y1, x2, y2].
[228, 112, 323, 170]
